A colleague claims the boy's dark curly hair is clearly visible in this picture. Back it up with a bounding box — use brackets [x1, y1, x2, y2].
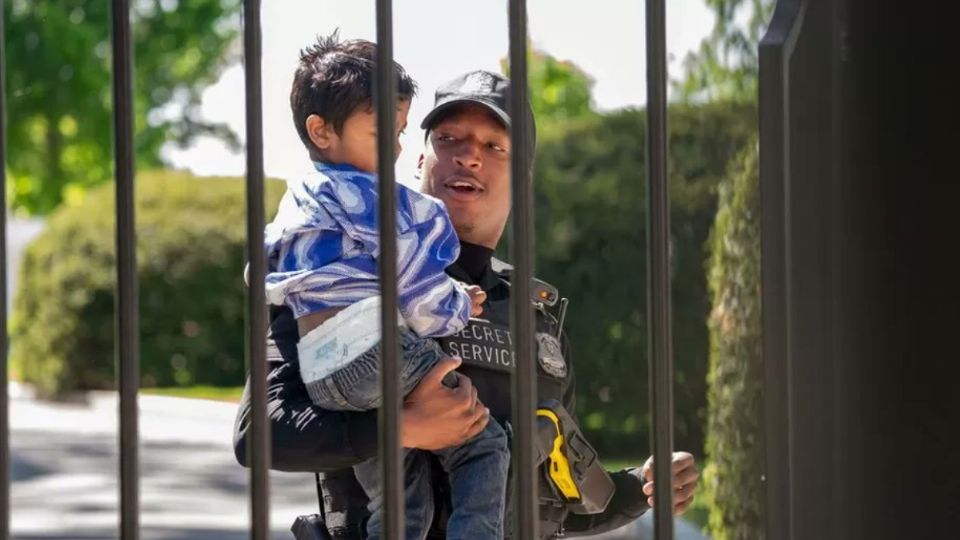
[290, 30, 418, 158]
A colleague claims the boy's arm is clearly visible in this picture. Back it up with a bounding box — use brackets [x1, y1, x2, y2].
[395, 205, 473, 337]
[399, 270, 472, 337]
[311, 177, 472, 336]
[267, 227, 380, 319]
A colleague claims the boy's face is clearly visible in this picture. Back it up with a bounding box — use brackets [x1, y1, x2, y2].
[307, 99, 411, 173]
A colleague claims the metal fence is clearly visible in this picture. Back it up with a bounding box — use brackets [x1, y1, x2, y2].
[0, 0, 676, 538]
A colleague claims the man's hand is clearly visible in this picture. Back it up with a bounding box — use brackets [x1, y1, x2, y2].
[401, 356, 489, 450]
[640, 452, 699, 515]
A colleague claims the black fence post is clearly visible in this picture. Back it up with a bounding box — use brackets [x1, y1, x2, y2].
[0, 2, 8, 538]
[374, 1, 404, 538]
[242, 1, 270, 539]
[645, 0, 675, 536]
[758, 3, 804, 538]
[507, 1, 538, 538]
[110, 1, 140, 538]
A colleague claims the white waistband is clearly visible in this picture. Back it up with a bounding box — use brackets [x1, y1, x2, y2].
[297, 296, 404, 384]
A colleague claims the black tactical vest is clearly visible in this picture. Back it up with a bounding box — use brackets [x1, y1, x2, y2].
[317, 257, 576, 540]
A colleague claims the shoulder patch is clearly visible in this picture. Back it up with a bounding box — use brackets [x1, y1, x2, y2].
[490, 258, 560, 306]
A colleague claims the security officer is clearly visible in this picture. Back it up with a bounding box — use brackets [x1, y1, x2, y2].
[233, 71, 699, 539]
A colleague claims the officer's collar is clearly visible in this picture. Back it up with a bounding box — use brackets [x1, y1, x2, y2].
[456, 242, 494, 282]
[446, 243, 504, 292]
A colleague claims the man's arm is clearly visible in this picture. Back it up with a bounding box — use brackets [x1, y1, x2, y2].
[553, 339, 652, 535]
[232, 310, 379, 471]
[232, 306, 489, 472]
[562, 468, 650, 536]
[562, 454, 700, 536]
[233, 380, 380, 472]
[556, 337, 698, 535]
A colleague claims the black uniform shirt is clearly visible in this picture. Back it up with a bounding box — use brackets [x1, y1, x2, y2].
[233, 242, 648, 539]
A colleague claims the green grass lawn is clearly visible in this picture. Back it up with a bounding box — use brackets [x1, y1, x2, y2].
[141, 385, 244, 402]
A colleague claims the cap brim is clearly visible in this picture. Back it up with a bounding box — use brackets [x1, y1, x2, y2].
[420, 97, 511, 131]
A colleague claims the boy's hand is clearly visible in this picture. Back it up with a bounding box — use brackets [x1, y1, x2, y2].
[465, 285, 486, 317]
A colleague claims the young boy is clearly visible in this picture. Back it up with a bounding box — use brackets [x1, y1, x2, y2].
[263, 34, 508, 540]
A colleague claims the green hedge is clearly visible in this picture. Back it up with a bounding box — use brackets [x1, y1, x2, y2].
[531, 102, 756, 458]
[703, 140, 765, 539]
[11, 170, 285, 397]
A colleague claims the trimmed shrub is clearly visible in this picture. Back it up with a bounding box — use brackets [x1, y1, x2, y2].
[11, 170, 285, 397]
[703, 140, 765, 539]
[532, 102, 757, 458]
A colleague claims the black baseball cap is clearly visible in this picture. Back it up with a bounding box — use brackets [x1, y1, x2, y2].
[420, 70, 537, 156]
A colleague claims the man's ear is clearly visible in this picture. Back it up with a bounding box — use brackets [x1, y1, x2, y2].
[306, 114, 334, 150]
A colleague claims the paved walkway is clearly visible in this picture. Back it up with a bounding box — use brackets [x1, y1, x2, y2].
[9, 382, 708, 539]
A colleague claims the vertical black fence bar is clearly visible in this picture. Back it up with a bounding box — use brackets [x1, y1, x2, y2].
[0, 3, 8, 539]
[110, 1, 140, 538]
[374, 1, 403, 538]
[645, 0, 675, 536]
[242, 1, 270, 539]
[508, 0, 538, 537]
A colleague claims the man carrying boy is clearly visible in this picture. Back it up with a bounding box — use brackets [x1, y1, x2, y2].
[262, 33, 509, 540]
[235, 36, 700, 540]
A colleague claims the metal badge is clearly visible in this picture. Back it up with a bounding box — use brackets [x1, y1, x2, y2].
[537, 332, 567, 379]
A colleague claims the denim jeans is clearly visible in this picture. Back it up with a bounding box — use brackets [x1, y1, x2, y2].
[309, 328, 509, 540]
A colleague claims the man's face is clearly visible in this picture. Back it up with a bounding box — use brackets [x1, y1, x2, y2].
[420, 104, 511, 249]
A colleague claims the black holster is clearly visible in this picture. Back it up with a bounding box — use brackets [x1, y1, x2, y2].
[291, 514, 334, 540]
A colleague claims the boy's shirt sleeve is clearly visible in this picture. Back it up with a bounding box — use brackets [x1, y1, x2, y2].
[392, 184, 471, 337]
[318, 172, 471, 336]
[264, 174, 379, 318]
[266, 166, 471, 332]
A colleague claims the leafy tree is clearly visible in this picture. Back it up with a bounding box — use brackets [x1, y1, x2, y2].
[508, 48, 757, 459]
[502, 46, 597, 124]
[676, 0, 775, 103]
[3, 0, 241, 214]
[11, 170, 286, 396]
[533, 103, 756, 458]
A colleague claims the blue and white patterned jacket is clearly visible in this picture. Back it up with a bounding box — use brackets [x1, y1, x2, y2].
[264, 162, 471, 337]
